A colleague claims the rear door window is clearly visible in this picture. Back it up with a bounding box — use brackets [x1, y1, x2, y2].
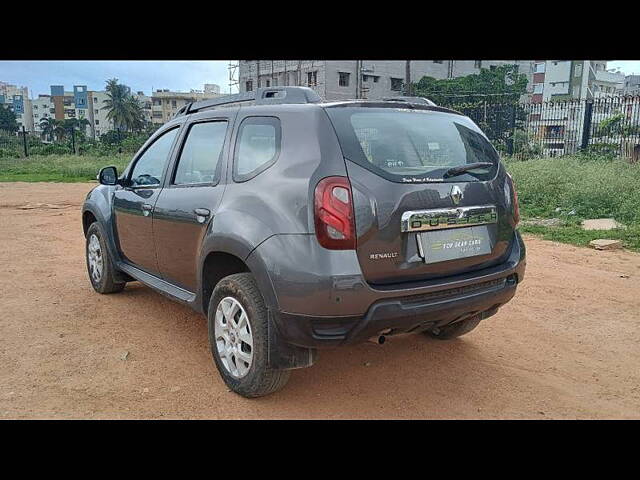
[173, 121, 227, 185]
[324, 107, 499, 183]
[233, 117, 281, 182]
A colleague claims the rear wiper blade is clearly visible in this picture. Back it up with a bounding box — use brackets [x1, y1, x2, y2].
[443, 162, 494, 178]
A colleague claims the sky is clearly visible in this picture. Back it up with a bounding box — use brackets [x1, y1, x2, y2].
[1, 60, 639, 99]
[0, 61, 233, 98]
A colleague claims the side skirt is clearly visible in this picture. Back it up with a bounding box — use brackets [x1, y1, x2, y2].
[117, 262, 199, 308]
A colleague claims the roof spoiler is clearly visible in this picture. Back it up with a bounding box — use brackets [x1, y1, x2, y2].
[382, 96, 436, 106]
[175, 86, 322, 117]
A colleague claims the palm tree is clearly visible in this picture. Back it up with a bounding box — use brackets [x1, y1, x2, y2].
[39, 117, 57, 141]
[102, 78, 143, 133]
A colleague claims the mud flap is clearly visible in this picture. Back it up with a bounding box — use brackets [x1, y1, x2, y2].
[267, 310, 317, 370]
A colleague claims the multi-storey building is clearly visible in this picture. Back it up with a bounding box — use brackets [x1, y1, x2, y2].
[0, 81, 33, 132]
[531, 61, 624, 103]
[238, 60, 535, 101]
[150, 84, 222, 124]
[624, 75, 640, 95]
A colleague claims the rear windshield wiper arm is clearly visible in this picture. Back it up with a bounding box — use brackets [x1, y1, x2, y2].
[443, 162, 494, 178]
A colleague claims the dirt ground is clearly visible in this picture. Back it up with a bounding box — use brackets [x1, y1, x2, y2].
[1, 181, 639, 419]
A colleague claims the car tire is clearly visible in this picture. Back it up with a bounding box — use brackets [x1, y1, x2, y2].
[86, 222, 126, 294]
[424, 315, 482, 340]
[208, 273, 290, 398]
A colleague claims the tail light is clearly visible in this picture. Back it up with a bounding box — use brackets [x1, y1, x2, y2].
[314, 176, 356, 250]
[507, 173, 520, 226]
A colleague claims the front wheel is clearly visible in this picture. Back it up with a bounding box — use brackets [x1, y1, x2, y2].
[86, 222, 126, 294]
[207, 273, 290, 398]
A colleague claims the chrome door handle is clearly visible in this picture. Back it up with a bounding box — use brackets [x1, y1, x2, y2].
[142, 203, 153, 216]
[194, 208, 210, 217]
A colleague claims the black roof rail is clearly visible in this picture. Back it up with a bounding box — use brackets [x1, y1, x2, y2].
[177, 86, 322, 117]
[382, 96, 436, 106]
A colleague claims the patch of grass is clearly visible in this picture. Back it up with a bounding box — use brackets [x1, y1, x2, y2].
[504, 155, 640, 251]
[0, 154, 130, 182]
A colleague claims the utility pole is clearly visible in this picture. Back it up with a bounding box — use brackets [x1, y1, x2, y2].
[256, 61, 261, 89]
[405, 60, 412, 96]
[355, 60, 361, 99]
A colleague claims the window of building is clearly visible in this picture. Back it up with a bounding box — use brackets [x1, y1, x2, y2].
[475, 60, 482, 68]
[173, 121, 227, 185]
[390, 77, 404, 91]
[33, 105, 38, 109]
[130, 128, 179, 187]
[171, 100, 177, 108]
[339, 72, 350, 87]
[95, 120, 99, 125]
[94, 97, 98, 102]
[234, 117, 281, 182]
[373, 76, 379, 83]
[307, 71, 317, 87]
[533, 83, 544, 94]
[575, 64, 583, 77]
[266, 79, 271, 87]
[490, 65, 497, 71]
[245, 80, 253, 92]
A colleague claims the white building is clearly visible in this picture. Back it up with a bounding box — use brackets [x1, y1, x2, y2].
[238, 60, 534, 101]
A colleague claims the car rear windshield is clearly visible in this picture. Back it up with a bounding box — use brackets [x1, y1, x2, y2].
[324, 107, 500, 183]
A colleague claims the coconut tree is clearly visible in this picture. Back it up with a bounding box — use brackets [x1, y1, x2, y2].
[38, 117, 57, 141]
[102, 78, 131, 131]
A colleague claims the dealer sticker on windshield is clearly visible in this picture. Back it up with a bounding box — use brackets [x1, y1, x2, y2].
[418, 225, 493, 264]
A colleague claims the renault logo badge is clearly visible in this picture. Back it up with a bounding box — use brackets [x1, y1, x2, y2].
[450, 185, 463, 205]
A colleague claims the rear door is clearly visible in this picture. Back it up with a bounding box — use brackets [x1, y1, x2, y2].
[152, 116, 231, 292]
[324, 105, 517, 285]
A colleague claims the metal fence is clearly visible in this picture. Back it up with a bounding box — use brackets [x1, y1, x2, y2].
[0, 127, 149, 158]
[443, 95, 640, 162]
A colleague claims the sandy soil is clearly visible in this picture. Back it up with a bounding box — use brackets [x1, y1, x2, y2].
[1, 181, 639, 419]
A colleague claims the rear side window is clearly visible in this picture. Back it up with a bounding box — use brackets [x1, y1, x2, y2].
[233, 117, 281, 182]
[324, 107, 499, 183]
[173, 121, 227, 185]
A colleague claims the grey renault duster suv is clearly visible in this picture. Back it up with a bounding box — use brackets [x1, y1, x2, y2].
[82, 86, 525, 397]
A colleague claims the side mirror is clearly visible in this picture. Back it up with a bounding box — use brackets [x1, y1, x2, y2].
[98, 166, 118, 185]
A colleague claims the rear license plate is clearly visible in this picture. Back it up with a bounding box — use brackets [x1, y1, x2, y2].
[418, 225, 492, 264]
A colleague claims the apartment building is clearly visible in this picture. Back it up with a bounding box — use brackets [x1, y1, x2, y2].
[624, 75, 640, 95]
[531, 61, 624, 103]
[0, 81, 34, 132]
[150, 84, 222, 124]
[238, 60, 535, 101]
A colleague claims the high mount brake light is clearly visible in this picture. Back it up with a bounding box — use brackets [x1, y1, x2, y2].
[314, 176, 356, 250]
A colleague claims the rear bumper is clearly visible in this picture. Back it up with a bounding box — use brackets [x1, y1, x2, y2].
[269, 231, 526, 348]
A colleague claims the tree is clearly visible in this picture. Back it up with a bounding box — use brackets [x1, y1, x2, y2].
[412, 64, 528, 106]
[38, 117, 58, 141]
[0, 105, 19, 133]
[102, 78, 144, 133]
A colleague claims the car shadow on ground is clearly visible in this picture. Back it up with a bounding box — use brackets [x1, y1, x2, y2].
[108, 282, 528, 418]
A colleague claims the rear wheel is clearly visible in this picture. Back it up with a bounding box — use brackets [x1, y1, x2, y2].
[425, 316, 482, 340]
[86, 222, 126, 294]
[207, 273, 290, 398]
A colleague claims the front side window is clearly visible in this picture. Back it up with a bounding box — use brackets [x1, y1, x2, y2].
[234, 117, 281, 182]
[325, 107, 499, 184]
[130, 127, 179, 187]
[173, 121, 227, 185]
